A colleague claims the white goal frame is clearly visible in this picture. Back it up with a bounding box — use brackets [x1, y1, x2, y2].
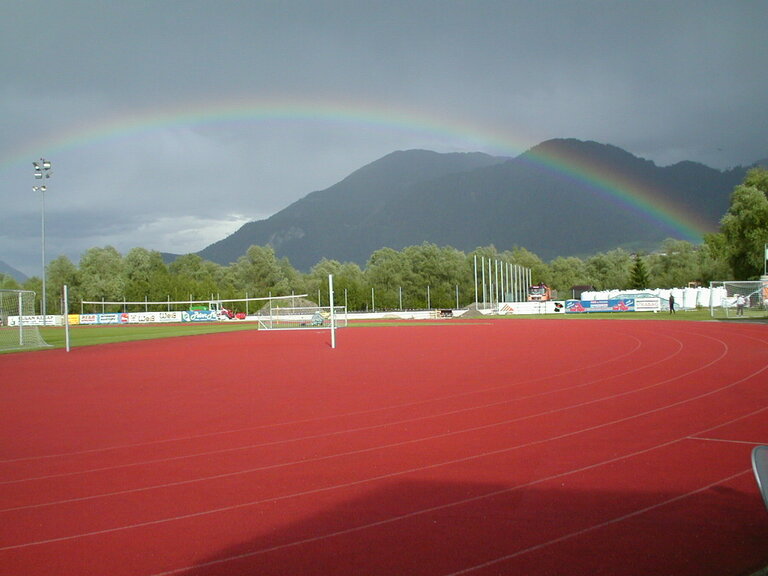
[256, 304, 347, 330]
[709, 280, 768, 318]
[254, 275, 344, 349]
[0, 289, 51, 351]
[79, 294, 309, 316]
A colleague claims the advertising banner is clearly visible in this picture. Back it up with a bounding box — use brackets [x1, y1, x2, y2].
[122, 311, 184, 324]
[78, 313, 121, 325]
[78, 311, 197, 324]
[75, 310, 220, 324]
[565, 299, 635, 313]
[497, 301, 565, 315]
[182, 310, 218, 322]
[7, 315, 63, 326]
[634, 297, 661, 312]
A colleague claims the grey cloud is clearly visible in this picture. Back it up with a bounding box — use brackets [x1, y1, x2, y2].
[1, 0, 766, 275]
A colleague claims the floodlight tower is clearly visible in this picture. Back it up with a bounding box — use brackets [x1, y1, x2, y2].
[33, 158, 52, 323]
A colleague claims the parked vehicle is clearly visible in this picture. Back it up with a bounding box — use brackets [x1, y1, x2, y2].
[528, 283, 552, 302]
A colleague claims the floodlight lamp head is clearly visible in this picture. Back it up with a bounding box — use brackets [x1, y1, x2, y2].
[33, 159, 51, 175]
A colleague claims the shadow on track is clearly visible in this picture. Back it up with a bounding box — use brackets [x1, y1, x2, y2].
[175, 477, 768, 576]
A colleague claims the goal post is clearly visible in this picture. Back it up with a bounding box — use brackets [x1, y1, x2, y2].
[255, 275, 344, 349]
[257, 304, 347, 331]
[0, 289, 51, 351]
[79, 294, 310, 318]
[709, 280, 768, 319]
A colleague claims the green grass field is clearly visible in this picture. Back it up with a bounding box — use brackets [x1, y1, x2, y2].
[34, 322, 261, 351]
[3, 308, 761, 354]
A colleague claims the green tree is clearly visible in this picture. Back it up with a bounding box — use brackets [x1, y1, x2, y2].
[366, 247, 413, 309]
[718, 167, 768, 279]
[629, 254, 650, 289]
[307, 258, 367, 309]
[585, 249, 632, 290]
[306, 258, 343, 306]
[646, 239, 700, 287]
[503, 247, 550, 285]
[168, 254, 222, 301]
[0, 273, 21, 290]
[78, 246, 126, 306]
[232, 245, 298, 297]
[123, 248, 171, 304]
[21, 276, 43, 313]
[334, 261, 367, 310]
[698, 234, 731, 282]
[47, 255, 80, 313]
[401, 243, 467, 309]
[549, 256, 587, 297]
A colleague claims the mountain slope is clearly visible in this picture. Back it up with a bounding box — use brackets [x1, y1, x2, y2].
[0, 260, 28, 283]
[197, 140, 749, 270]
[198, 150, 507, 268]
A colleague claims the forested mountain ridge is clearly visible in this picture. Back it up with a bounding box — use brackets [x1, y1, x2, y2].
[198, 150, 507, 268]
[197, 139, 749, 271]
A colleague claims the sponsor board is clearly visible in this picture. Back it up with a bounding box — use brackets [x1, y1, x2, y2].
[81, 311, 203, 324]
[7, 315, 63, 326]
[635, 297, 661, 312]
[13, 310, 223, 326]
[497, 301, 565, 315]
[182, 310, 218, 322]
[123, 311, 184, 324]
[565, 299, 635, 313]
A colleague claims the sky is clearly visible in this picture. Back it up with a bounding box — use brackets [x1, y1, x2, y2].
[2, 0, 767, 277]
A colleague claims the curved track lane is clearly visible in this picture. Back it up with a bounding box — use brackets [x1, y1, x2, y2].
[1, 319, 767, 575]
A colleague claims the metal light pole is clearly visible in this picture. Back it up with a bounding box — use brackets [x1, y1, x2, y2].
[33, 158, 52, 323]
[764, 243, 767, 276]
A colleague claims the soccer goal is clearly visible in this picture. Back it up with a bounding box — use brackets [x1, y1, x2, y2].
[709, 280, 768, 319]
[254, 275, 346, 349]
[257, 304, 347, 330]
[0, 289, 50, 351]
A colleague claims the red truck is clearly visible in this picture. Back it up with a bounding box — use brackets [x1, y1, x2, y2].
[527, 283, 552, 302]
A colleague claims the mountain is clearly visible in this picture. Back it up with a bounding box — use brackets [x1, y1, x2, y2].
[198, 149, 508, 268]
[0, 260, 28, 283]
[197, 139, 749, 270]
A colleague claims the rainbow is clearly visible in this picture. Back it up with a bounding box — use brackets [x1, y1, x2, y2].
[1, 97, 711, 241]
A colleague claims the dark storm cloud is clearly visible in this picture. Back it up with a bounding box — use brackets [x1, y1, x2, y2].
[1, 0, 766, 275]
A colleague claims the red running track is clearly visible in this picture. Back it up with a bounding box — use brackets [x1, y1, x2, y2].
[1, 319, 767, 575]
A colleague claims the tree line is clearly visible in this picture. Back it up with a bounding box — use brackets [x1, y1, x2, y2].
[2, 168, 766, 313]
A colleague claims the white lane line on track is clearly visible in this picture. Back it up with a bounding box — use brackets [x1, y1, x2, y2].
[5, 330, 765, 552]
[0, 332, 679, 486]
[441, 469, 752, 576]
[0, 335, 693, 510]
[691, 437, 768, 446]
[146, 457, 753, 575]
[0, 325, 648, 464]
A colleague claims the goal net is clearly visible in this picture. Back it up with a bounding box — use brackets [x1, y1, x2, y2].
[257, 304, 347, 330]
[0, 289, 50, 351]
[709, 280, 768, 319]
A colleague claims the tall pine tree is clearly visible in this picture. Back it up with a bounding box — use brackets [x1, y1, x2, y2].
[629, 254, 650, 289]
